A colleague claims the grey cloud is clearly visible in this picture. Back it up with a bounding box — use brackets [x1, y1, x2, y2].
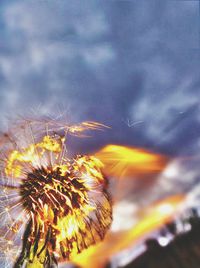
[0, 0, 199, 155]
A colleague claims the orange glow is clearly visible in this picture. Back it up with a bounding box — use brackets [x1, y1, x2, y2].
[95, 144, 167, 178]
[73, 195, 185, 268]
[5, 135, 62, 177]
[1, 119, 175, 268]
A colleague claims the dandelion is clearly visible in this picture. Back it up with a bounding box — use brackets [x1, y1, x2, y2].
[0, 117, 112, 267]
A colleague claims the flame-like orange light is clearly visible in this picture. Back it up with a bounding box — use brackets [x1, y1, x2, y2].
[95, 144, 167, 179]
[73, 195, 185, 268]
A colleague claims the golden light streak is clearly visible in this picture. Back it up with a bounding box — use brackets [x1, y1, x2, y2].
[95, 144, 167, 179]
[72, 195, 185, 268]
[69, 121, 109, 136]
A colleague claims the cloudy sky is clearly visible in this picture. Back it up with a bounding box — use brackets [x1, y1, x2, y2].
[0, 0, 199, 156]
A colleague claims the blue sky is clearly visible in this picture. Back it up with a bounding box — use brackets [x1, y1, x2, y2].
[0, 0, 199, 155]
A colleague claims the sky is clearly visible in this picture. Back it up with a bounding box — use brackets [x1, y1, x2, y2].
[0, 0, 199, 156]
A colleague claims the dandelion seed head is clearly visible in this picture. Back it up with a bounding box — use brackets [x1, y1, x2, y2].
[0, 117, 112, 265]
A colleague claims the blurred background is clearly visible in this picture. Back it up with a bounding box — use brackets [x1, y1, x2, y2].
[0, 1, 200, 267]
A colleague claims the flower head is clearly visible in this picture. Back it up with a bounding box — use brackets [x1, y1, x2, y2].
[0, 118, 112, 267]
